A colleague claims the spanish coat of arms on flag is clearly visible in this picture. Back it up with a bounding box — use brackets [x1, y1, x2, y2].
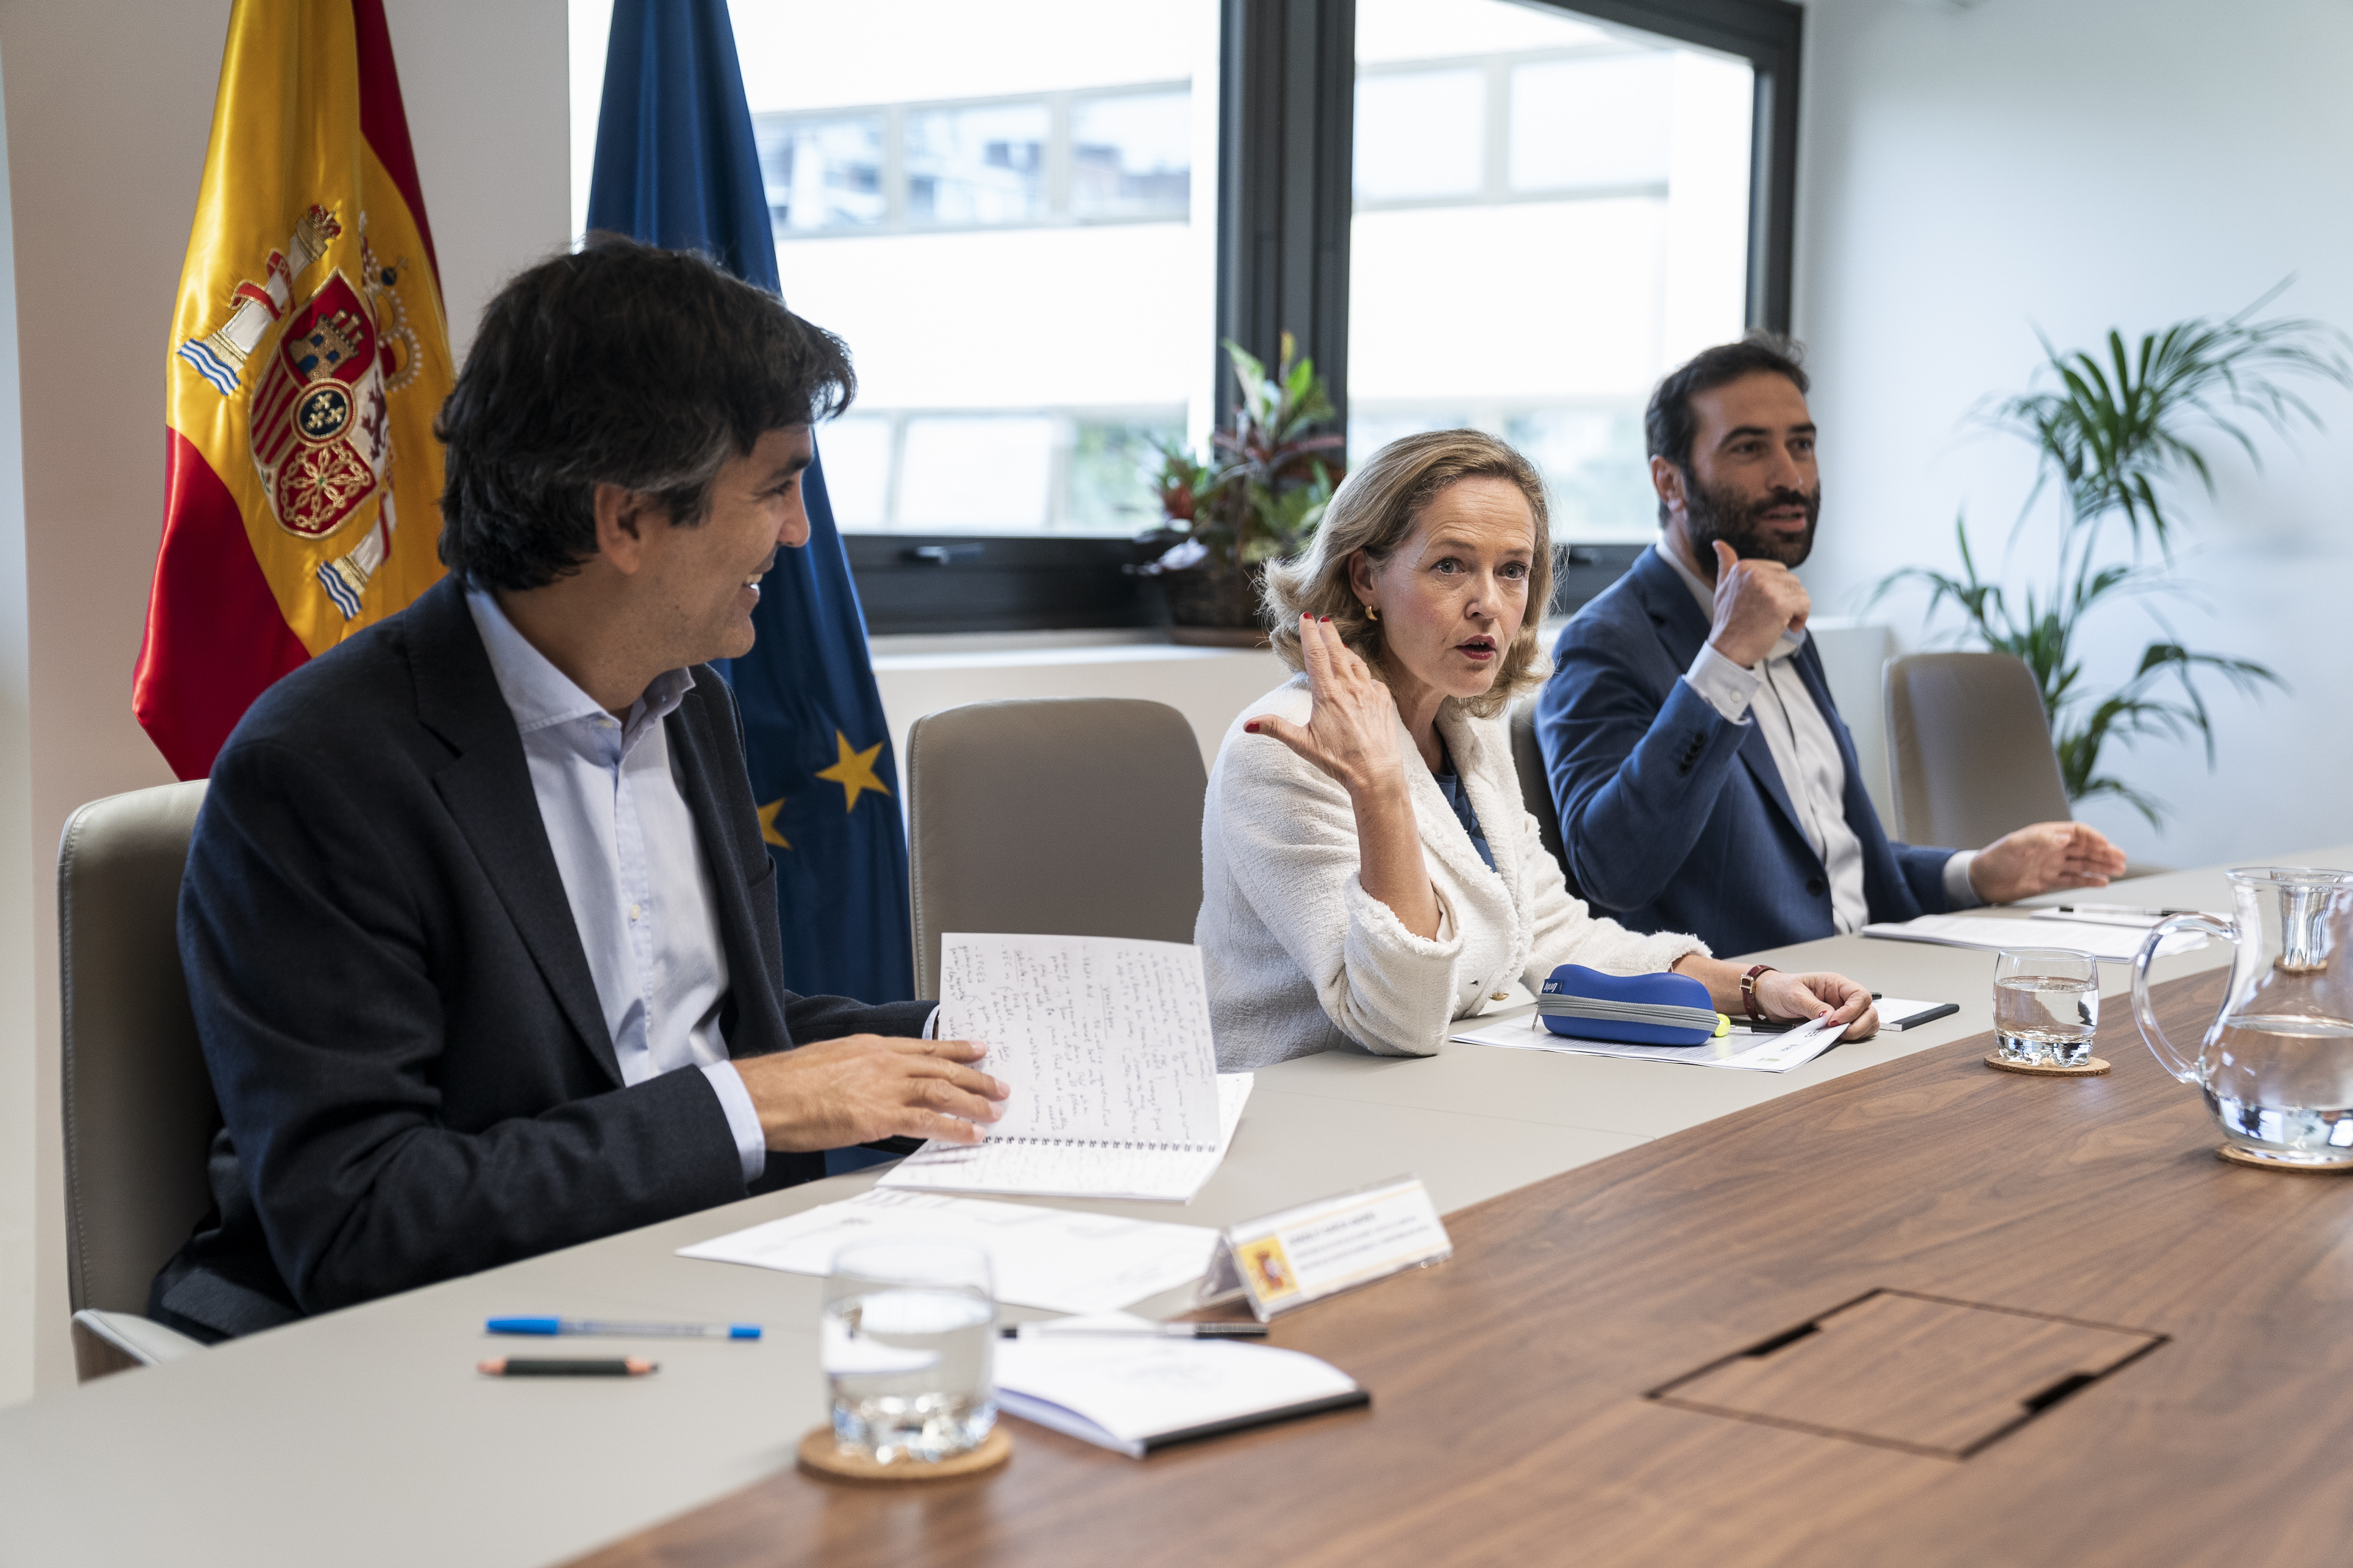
[138, 0, 453, 779]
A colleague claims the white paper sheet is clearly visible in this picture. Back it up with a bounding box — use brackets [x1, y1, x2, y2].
[995, 1333, 1363, 1458]
[1727, 997, 1955, 1034]
[878, 1074, 1254, 1203]
[1449, 1012, 1846, 1073]
[938, 933, 1219, 1147]
[675, 1190, 1221, 1314]
[1863, 913, 2199, 962]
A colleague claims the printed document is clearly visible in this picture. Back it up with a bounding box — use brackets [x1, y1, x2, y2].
[874, 934, 1231, 1200]
[1451, 1010, 1846, 1073]
[1863, 913, 2199, 963]
[676, 1190, 1221, 1314]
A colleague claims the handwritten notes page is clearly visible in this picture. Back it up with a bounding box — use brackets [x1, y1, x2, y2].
[880, 1074, 1254, 1203]
[876, 934, 1227, 1200]
[940, 933, 1220, 1145]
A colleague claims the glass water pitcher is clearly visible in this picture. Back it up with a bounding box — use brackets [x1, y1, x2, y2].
[2132, 867, 2353, 1168]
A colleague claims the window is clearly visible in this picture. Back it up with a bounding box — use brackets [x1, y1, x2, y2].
[1348, 0, 1756, 543]
[567, 0, 1799, 628]
[694, 1, 1221, 540]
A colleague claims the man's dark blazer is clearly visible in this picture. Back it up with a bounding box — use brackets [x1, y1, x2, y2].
[1535, 545, 1956, 959]
[152, 576, 932, 1339]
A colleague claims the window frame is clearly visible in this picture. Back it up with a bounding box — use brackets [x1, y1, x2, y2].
[844, 0, 1802, 635]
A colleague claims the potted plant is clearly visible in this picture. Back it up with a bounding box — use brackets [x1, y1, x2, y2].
[1871, 287, 2350, 824]
[1143, 332, 1343, 645]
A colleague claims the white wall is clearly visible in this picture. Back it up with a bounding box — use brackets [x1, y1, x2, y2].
[0, 0, 570, 1404]
[0, 29, 28, 1411]
[870, 637, 1290, 797]
[1792, 0, 2353, 869]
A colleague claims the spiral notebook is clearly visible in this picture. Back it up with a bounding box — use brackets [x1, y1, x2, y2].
[876, 934, 1241, 1202]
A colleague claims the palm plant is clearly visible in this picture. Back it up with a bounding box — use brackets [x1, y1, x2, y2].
[1145, 332, 1342, 628]
[1873, 287, 2349, 825]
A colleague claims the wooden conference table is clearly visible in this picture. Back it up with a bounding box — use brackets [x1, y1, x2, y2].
[4, 848, 2349, 1567]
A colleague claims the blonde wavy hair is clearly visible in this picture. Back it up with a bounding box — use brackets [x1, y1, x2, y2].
[1261, 429, 1552, 720]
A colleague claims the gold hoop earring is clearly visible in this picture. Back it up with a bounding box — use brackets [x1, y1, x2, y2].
[1364, 604, 1379, 623]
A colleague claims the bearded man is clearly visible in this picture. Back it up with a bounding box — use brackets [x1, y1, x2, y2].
[1533, 335, 2123, 957]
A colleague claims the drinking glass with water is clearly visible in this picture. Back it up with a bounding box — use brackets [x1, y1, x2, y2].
[1993, 947, 2102, 1067]
[821, 1238, 997, 1464]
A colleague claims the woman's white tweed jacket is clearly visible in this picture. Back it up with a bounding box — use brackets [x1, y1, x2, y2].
[1199, 676, 1710, 1070]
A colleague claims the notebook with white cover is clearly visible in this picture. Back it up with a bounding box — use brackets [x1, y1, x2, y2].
[874, 933, 1233, 1201]
[995, 1328, 1366, 1458]
[880, 1073, 1254, 1202]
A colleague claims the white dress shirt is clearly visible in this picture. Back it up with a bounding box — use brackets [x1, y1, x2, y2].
[1661, 548, 1979, 931]
[466, 591, 769, 1181]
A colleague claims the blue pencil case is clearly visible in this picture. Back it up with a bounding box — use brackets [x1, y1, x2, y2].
[1536, 964, 1727, 1046]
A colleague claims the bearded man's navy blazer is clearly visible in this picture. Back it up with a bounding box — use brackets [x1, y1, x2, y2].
[1535, 545, 1955, 958]
[153, 576, 931, 1340]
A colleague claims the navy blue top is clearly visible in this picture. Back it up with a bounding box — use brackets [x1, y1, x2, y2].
[1431, 738, 1496, 873]
[1536, 545, 1955, 954]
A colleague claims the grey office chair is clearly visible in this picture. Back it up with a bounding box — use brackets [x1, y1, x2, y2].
[907, 698, 1207, 998]
[1509, 697, 1580, 902]
[59, 780, 215, 1380]
[1883, 651, 2073, 849]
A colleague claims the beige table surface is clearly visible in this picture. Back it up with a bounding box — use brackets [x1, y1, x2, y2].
[4, 848, 2340, 1568]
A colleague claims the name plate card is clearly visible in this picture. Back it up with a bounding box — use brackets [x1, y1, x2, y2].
[1197, 1175, 1452, 1321]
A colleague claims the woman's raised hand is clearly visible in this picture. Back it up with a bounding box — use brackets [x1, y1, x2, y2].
[1245, 615, 1407, 801]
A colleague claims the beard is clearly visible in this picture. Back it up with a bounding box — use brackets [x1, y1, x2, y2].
[1685, 475, 1821, 573]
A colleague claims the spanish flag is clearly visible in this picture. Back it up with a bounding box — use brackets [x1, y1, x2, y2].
[138, 0, 452, 779]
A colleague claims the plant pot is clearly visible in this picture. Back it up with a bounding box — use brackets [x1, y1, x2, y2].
[1160, 562, 1265, 634]
[1168, 625, 1273, 648]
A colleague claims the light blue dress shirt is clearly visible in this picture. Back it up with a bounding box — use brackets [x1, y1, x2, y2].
[466, 591, 769, 1181]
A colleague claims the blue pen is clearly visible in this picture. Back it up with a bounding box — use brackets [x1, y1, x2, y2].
[488, 1316, 760, 1341]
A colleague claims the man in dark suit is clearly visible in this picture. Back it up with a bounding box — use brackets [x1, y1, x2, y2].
[1535, 335, 2124, 959]
[151, 237, 1009, 1340]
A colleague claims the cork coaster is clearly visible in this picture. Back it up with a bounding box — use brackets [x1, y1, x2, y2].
[1984, 1051, 2110, 1078]
[796, 1424, 1012, 1483]
[2216, 1145, 2353, 1174]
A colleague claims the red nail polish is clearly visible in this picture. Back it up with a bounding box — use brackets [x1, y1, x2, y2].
[1243, 721, 1260, 734]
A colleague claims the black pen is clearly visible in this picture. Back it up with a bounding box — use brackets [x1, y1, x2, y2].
[2055, 903, 2198, 917]
[477, 1356, 657, 1376]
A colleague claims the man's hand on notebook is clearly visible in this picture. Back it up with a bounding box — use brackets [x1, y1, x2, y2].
[737, 1035, 1010, 1150]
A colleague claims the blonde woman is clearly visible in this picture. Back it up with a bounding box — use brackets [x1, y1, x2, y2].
[1197, 430, 1877, 1070]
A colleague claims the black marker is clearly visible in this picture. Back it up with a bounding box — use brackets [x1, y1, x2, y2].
[477, 1356, 657, 1377]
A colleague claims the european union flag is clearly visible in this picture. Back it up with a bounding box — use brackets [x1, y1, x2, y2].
[586, 0, 915, 1006]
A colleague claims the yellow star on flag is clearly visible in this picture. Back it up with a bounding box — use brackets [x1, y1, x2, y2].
[756, 796, 790, 851]
[814, 730, 891, 814]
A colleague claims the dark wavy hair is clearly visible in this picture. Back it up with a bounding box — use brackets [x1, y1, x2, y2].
[1644, 332, 1808, 523]
[435, 233, 854, 590]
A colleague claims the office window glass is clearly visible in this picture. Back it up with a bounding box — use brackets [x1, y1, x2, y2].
[571, 0, 1221, 536]
[760, 116, 885, 232]
[1349, 0, 1754, 543]
[1353, 70, 1486, 201]
[907, 104, 1051, 226]
[1069, 91, 1192, 218]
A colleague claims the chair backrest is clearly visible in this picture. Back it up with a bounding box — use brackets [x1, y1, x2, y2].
[1509, 697, 1579, 901]
[1882, 651, 2071, 849]
[908, 698, 1207, 998]
[59, 780, 215, 1316]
